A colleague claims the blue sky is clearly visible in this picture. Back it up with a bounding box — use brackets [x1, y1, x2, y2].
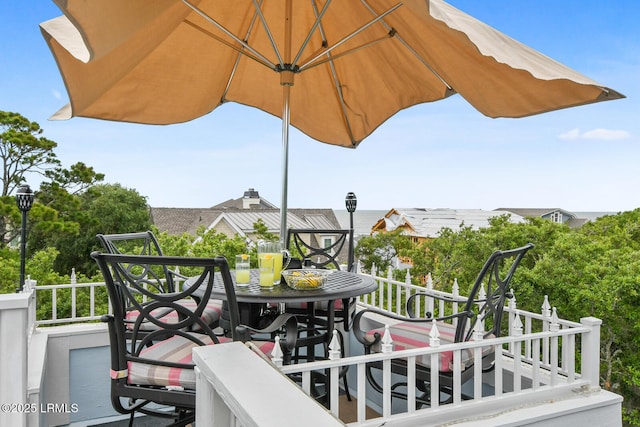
[1, 1, 638, 212]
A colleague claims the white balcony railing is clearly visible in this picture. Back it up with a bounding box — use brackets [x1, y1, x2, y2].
[35, 281, 108, 325]
[273, 267, 603, 424]
[23, 266, 620, 426]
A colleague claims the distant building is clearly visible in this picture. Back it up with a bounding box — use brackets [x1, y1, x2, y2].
[151, 188, 348, 261]
[371, 208, 525, 245]
[495, 208, 588, 228]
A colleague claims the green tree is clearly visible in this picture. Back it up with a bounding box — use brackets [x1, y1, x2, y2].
[354, 229, 410, 274]
[401, 211, 640, 425]
[526, 211, 640, 423]
[0, 111, 59, 196]
[0, 246, 19, 293]
[252, 218, 278, 242]
[0, 111, 60, 246]
[52, 183, 152, 276]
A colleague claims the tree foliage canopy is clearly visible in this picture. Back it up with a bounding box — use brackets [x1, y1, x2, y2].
[361, 211, 640, 424]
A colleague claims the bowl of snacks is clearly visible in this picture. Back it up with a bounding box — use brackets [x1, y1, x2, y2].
[281, 269, 331, 290]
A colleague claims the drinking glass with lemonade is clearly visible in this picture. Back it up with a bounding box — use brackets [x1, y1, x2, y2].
[235, 254, 250, 286]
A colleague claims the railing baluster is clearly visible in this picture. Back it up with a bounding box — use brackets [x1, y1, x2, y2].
[357, 363, 367, 423]
[382, 358, 392, 417]
[532, 338, 540, 389]
[394, 273, 402, 315]
[542, 295, 551, 365]
[302, 370, 311, 394]
[494, 343, 503, 397]
[452, 279, 459, 328]
[407, 356, 416, 412]
[567, 333, 576, 382]
[430, 353, 439, 408]
[525, 316, 532, 359]
[330, 365, 340, 417]
[385, 267, 393, 312]
[550, 335, 559, 386]
[452, 349, 462, 404]
[473, 346, 483, 400]
[512, 311, 523, 393]
[426, 274, 434, 316]
[513, 339, 522, 392]
[90, 285, 95, 318]
[52, 288, 57, 321]
[71, 285, 76, 319]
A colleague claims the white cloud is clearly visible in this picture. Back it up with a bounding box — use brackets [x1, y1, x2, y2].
[52, 89, 62, 100]
[558, 128, 631, 141]
[558, 128, 581, 140]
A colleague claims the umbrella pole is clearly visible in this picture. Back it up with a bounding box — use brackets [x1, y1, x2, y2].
[280, 79, 292, 243]
[280, 0, 293, 244]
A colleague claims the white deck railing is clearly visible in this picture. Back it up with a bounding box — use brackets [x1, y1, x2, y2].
[278, 317, 600, 421]
[29, 267, 606, 425]
[273, 267, 602, 424]
[34, 281, 109, 325]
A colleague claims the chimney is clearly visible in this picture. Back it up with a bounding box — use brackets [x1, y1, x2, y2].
[242, 188, 260, 209]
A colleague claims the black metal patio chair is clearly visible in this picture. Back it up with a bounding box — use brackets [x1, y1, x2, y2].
[284, 228, 356, 400]
[93, 252, 297, 426]
[285, 228, 356, 332]
[97, 231, 223, 333]
[353, 243, 534, 407]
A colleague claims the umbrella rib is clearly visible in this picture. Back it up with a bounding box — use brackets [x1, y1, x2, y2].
[309, 0, 357, 145]
[300, 34, 394, 71]
[222, 4, 264, 101]
[182, 0, 277, 70]
[290, 0, 332, 68]
[359, 0, 454, 91]
[251, 0, 285, 67]
[327, 60, 357, 146]
[297, 2, 402, 72]
[183, 19, 274, 71]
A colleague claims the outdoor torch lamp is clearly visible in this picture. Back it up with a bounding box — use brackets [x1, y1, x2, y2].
[345, 192, 357, 272]
[16, 184, 34, 292]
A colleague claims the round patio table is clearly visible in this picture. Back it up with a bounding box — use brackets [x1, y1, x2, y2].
[185, 269, 376, 406]
[185, 269, 377, 333]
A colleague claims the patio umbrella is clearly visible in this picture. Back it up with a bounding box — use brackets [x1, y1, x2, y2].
[39, 0, 623, 239]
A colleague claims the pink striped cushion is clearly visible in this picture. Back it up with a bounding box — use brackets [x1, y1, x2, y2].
[125, 299, 223, 331]
[368, 321, 493, 372]
[128, 336, 276, 389]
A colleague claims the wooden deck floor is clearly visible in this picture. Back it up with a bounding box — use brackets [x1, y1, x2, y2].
[339, 394, 381, 424]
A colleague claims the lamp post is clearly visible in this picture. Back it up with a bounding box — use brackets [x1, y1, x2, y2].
[16, 184, 34, 292]
[345, 192, 357, 272]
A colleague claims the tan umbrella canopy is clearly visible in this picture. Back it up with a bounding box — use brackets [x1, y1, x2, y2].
[40, 0, 623, 239]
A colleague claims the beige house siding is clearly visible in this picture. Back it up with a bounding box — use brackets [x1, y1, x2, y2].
[211, 218, 238, 238]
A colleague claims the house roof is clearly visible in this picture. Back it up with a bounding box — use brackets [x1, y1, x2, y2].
[373, 208, 524, 238]
[495, 208, 577, 219]
[213, 210, 309, 233]
[150, 207, 218, 236]
[151, 207, 342, 236]
[209, 188, 278, 210]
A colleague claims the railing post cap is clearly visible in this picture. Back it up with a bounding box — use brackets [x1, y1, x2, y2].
[580, 316, 603, 326]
